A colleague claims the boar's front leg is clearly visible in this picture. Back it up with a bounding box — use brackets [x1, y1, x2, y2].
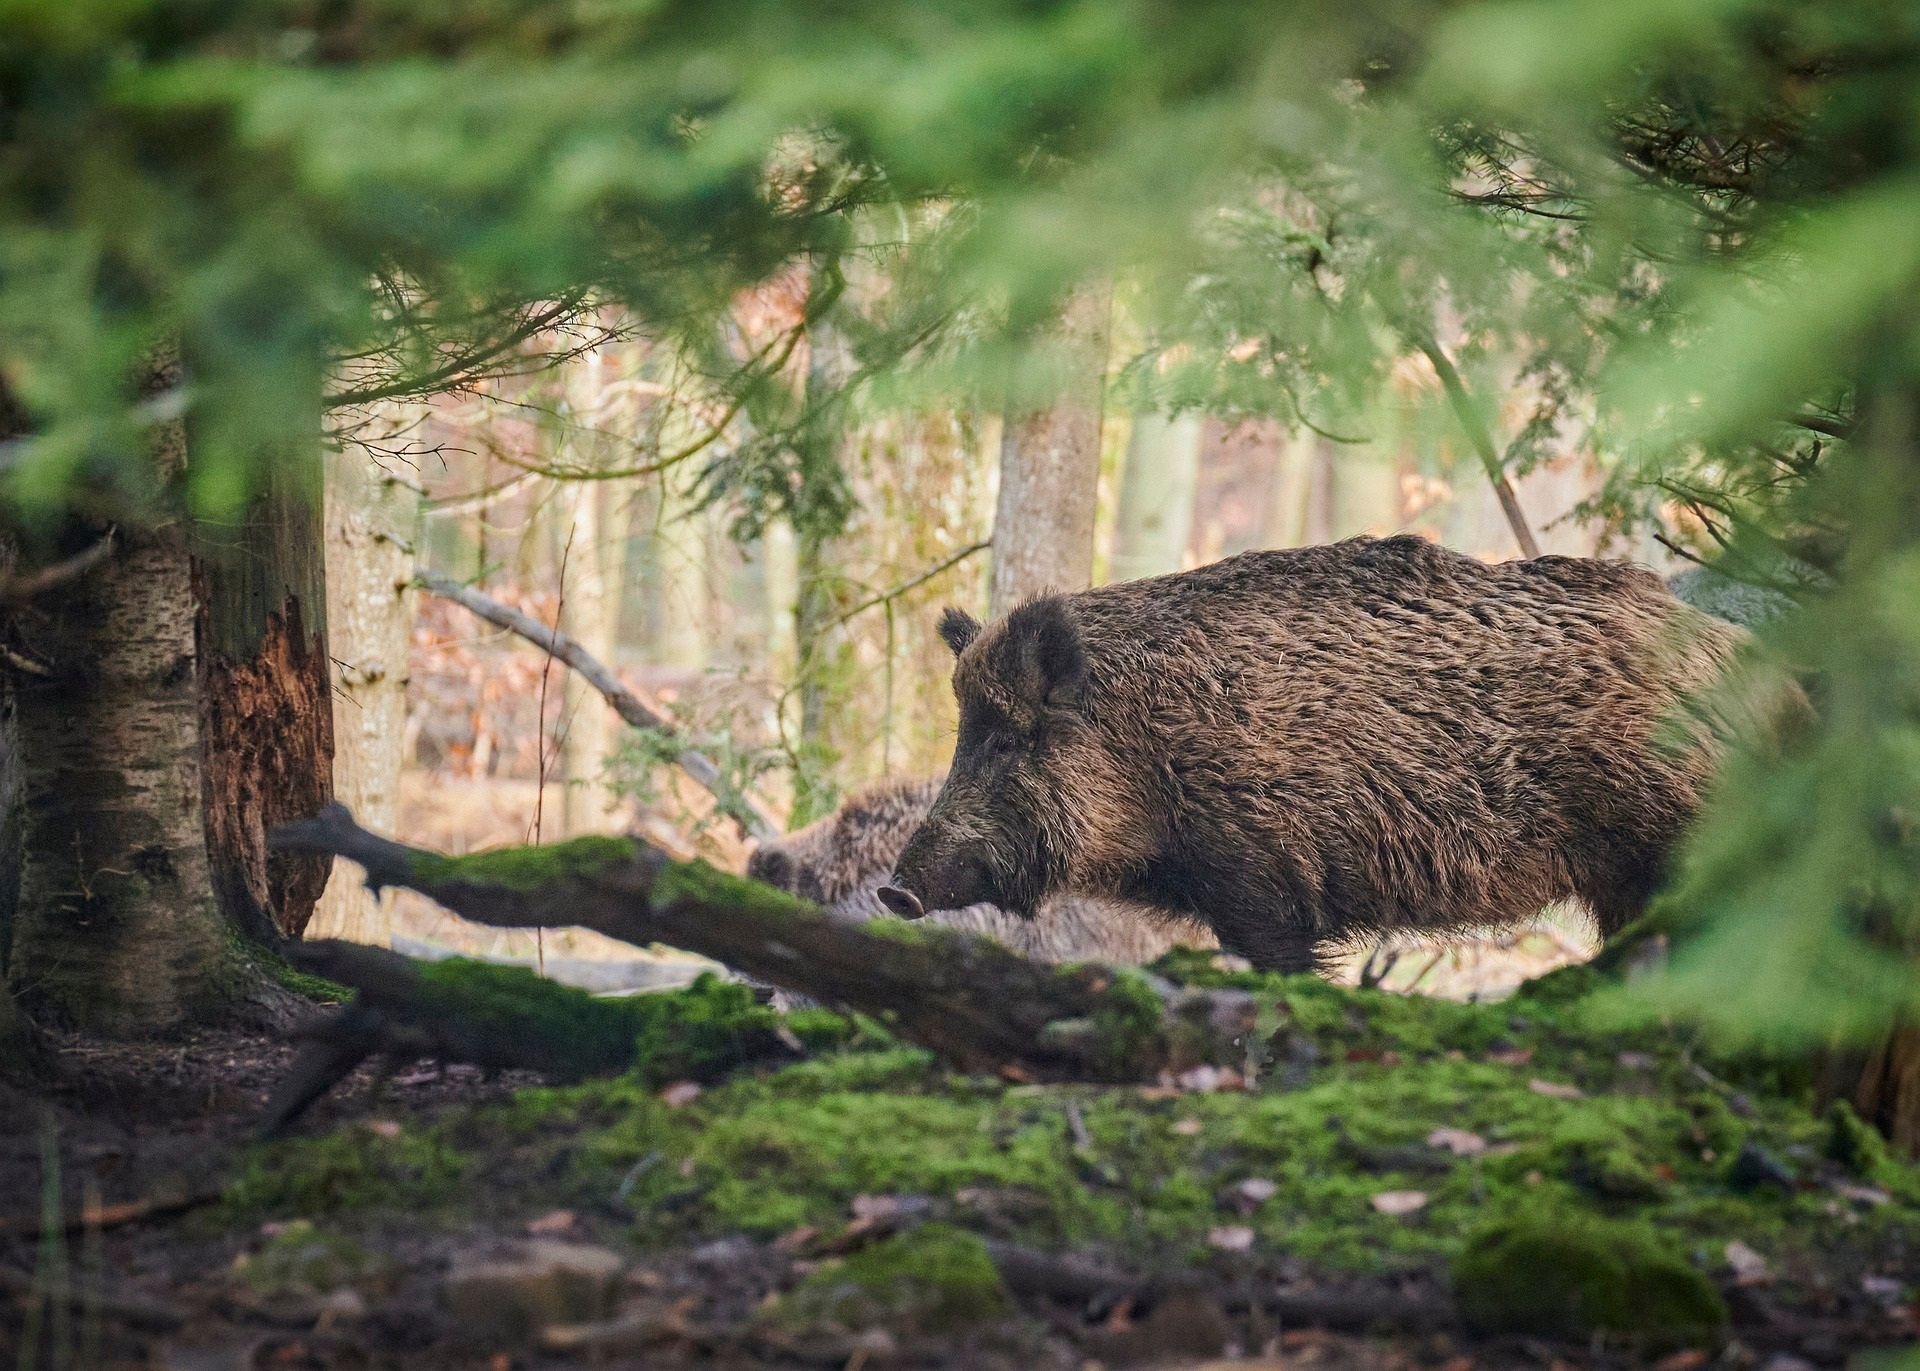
[1211, 917, 1322, 976]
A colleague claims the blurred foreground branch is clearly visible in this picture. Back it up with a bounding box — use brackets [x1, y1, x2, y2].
[417, 572, 779, 842]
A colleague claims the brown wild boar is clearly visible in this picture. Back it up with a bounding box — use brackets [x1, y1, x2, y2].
[749, 776, 1215, 964]
[881, 535, 1752, 973]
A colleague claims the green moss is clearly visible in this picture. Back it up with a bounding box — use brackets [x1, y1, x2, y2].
[772, 1224, 1007, 1334]
[648, 857, 817, 917]
[1083, 968, 1167, 1076]
[230, 1220, 376, 1296]
[409, 835, 640, 892]
[1453, 1213, 1726, 1348]
[1826, 1099, 1890, 1179]
[211, 951, 1920, 1336]
[408, 962, 853, 1086]
[225, 1124, 468, 1221]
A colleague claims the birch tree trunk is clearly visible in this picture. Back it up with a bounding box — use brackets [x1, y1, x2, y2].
[1109, 411, 1202, 583]
[989, 285, 1112, 617]
[310, 415, 419, 942]
[10, 510, 229, 1032]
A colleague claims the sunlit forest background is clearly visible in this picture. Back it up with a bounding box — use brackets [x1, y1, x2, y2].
[339, 310, 1645, 990]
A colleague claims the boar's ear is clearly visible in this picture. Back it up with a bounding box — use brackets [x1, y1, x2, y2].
[937, 607, 983, 657]
[1004, 596, 1087, 716]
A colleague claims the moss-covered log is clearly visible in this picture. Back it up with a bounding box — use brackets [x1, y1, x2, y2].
[270, 804, 1259, 1085]
[261, 942, 853, 1133]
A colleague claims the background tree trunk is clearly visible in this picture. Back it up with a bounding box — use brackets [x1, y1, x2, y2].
[309, 414, 419, 942]
[1109, 411, 1202, 582]
[1262, 428, 1320, 548]
[648, 470, 710, 674]
[559, 479, 631, 837]
[989, 284, 1112, 618]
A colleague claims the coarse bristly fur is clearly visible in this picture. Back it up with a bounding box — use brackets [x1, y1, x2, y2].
[747, 776, 1215, 965]
[890, 534, 1773, 975]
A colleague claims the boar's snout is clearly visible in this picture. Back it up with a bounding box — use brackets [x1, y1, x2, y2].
[875, 885, 925, 919]
[886, 841, 1007, 920]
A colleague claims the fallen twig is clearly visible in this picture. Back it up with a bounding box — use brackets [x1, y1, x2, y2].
[416, 572, 778, 842]
[0, 1185, 222, 1240]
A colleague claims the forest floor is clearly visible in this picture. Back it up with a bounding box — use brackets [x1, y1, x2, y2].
[4, 954, 1918, 1371]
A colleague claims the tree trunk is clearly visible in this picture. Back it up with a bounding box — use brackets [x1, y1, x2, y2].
[0, 615, 42, 1076]
[1301, 437, 1336, 545]
[196, 444, 335, 945]
[10, 513, 232, 1032]
[990, 284, 1112, 618]
[1263, 429, 1318, 548]
[648, 470, 710, 674]
[309, 416, 419, 942]
[560, 480, 631, 837]
[3, 354, 329, 1036]
[1109, 411, 1202, 583]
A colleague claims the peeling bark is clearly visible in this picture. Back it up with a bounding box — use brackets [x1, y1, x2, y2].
[195, 449, 334, 942]
[198, 599, 335, 942]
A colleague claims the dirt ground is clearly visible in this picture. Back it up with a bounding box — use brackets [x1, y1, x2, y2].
[5, 987, 1915, 1371]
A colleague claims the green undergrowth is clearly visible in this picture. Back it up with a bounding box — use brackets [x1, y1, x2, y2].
[223, 950, 1920, 1337]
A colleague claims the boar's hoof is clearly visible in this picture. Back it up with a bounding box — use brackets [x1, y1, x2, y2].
[877, 885, 927, 920]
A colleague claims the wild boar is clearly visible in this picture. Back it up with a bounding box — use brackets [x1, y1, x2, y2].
[882, 535, 1752, 973]
[748, 776, 1214, 964]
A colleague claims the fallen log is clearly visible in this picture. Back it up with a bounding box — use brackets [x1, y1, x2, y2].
[269, 804, 1258, 1088]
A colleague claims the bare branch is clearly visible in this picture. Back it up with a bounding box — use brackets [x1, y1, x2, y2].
[416, 572, 779, 842]
[829, 540, 991, 631]
[0, 528, 115, 605]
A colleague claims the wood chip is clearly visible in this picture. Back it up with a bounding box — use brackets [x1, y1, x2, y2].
[1725, 1239, 1772, 1285]
[1426, 1127, 1487, 1156]
[1370, 1190, 1429, 1215]
[1208, 1225, 1256, 1251]
[1527, 1078, 1583, 1099]
[659, 1081, 703, 1107]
